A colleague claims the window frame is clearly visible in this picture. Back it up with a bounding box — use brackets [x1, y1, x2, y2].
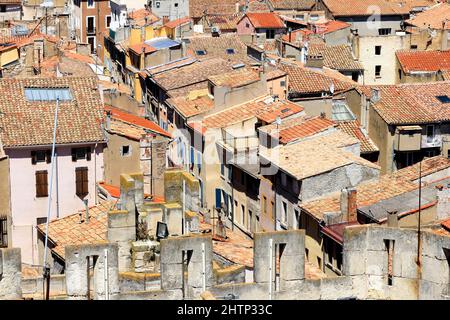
[75, 167, 89, 198]
[35, 170, 49, 198]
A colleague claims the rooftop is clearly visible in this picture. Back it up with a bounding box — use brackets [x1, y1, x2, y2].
[279, 63, 356, 95]
[259, 115, 336, 144]
[396, 50, 450, 73]
[105, 106, 171, 139]
[312, 20, 351, 34]
[164, 16, 191, 29]
[322, 0, 433, 17]
[129, 43, 156, 55]
[368, 82, 450, 125]
[308, 43, 364, 71]
[189, 0, 244, 18]
[405, 2, 450, 30]
[37, 201, 114, 259]
[208, 68, 260, 88]
[268, 0, 315, 10]
[144, 37, 181, 50]
[336, 120, 379, 154]
[166, 93, 215, 118]
[0, 77, 105, 148]
[301, 156, 450, 220]
[243, 12, 285, 29]
[127, 9, 160, 27]
[261, 131, 378, 180]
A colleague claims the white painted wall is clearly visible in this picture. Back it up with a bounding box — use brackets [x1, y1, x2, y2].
[6, 144, 104, 264]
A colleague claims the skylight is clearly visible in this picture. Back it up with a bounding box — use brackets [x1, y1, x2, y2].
[25, 88, 73, 102]
[196, 50, 207, 55]
[226, 48, 235, 54]
[436, 95, 450, 103]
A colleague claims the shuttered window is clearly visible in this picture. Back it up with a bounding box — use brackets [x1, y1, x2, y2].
[35, 170, 48, 197]
[31, 150, 51, 164]
[0, 216, 7, 247]
[75, 167, 89, 197]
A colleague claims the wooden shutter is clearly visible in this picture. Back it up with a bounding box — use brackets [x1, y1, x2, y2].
[46, 150, 52, 164]
[76, 167, 89, 197]
[86, 147, 91, 161]
[35, 170, 48, 197]
[31, 151, 37, 165]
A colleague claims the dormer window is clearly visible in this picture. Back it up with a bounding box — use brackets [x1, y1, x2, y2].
[24, 88, 72, 102]
[196, 50, 207, 55]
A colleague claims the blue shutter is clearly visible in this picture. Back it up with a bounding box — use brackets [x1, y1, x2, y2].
[215, 188, 221, 209]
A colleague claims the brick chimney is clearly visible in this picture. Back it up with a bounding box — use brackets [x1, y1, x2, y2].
[340, 187, 357, 222]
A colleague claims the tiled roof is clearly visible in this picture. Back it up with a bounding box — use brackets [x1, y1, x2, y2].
[204, 13, 243, 30]
[336, 120, 379, 153]
[265, 66, 287, 80]
[441, 70, 450, 80]
[396, 50, 450, 73]
[279, 63, 356, 95]
[208, 68, 260, 87]
[442, 218, 450, 231]
[128, 9, 160, 27]
[166, 94, 215, 118]
[260, 115, 336, 144]
[391, 156, 450, 181]
[312, 20, 351, 34]
[405, 3, 450, 30]
[105, 106, 171, 138]
[256, 100, 304, 123]
[189, 0, 243, 18]
[247, 0, 271, 12]
[281, 29, 313, 44]
[261, 130, 379, 180]
[164, 16, 191, 29]
[199, 96, 303, 129]
[129, 43, 156, 55]
[244, 12, 285, 29]
[185, 34, 250, 64]
[308, 43, 364, 71]
[370, 82, 450, 124]
[37, 201, 114, 259]
[145, 56, 197, 76]
[0, 77, 105, 148]
[322, 0, 433, 17]
[268, 0, 315, 10]
[301, 156, 450, 220]
[151, 58, 234, 91]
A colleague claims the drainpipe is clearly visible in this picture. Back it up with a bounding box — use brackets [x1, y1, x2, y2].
[268, 238, 273, 300]
[94, 142, 98, 205]
[104, 248, 109, 300]
[55, 150, 60, 218]
[84, 199, 89, 224]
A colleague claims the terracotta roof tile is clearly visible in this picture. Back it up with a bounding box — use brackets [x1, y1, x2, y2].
[262, 131, 378, 180]
[312, 20, 351, 34]
[244, 12, 285, 29]
[166, 94, 215, 118]
[406, 3, 450, 30]
[189, 0, 244, 18]
[164, 16, 191, 28]
[268, 0, 315, 10]
[308, 43, 364, 71]
[105, 106, 171, 138]
[396, 50, 450, 73]
[322, 0, 433, 17]
[442, 218, 450, 231]
[208, 68, 260, 87]
[0, 77, 105, 147]
[336, 120, 379, 153]
[301, 156, 450, 220]
[370, 82, 450, 124]
[129, 43, 157, 55]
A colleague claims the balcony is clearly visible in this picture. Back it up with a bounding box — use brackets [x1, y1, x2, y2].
[394, 126, 421, 151]
[220, 128, 259, 154]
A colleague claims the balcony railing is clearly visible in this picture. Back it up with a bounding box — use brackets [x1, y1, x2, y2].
[220, 129, 259, 154]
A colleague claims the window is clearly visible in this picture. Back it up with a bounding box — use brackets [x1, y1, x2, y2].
[375, 65, 381, 78]
[436, 95, 450, 103]
[31, 150, 51, 164]
[87, 16, 95, 33]
[294, 209, 300, 229]
[0, 216, 8, 247]
[271, 201, 275, 220]
[25, 88, 72, 101]
[36, 217, 47, 225]
[121, 145, 131, 157]
[281, 201, 288, 225]
[245, 23, 250, 28]
[106, 15, 111, 28]
[378, 28, 391, 35]
[410, 44, 417, 50]
[266, 29, 275, 39]
[75, 167, 89, 197]
[280, 80, 286, 87]
[226, 48, 235, 54]
[385, 239, 395, 286]
[35, 170, 48, 197]
[281, 172, 287, 188]
[295, 14, 304, 20]
[447, 150, 450, 159]
[310, 14, 319, 21]
[375, 45, 381, 55]
[196, 50, 207, 55]
[426, 125, 435, 143]
[87, 0, 94, 8]
[72, 147, 91, 161]
[262, 196, 267, 215]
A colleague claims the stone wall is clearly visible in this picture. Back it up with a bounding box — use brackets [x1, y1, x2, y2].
[0, 248, 21, 299]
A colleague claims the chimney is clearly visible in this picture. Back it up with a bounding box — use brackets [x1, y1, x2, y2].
[105, 110, 111, 131]
[387, 210, 398, 228]
[340, 187, 357, 222]
[83, 199, 89, 224]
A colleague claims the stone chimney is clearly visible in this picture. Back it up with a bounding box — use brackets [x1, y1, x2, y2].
[340, 187, 357, 222]
[387, 210, 398, 227]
